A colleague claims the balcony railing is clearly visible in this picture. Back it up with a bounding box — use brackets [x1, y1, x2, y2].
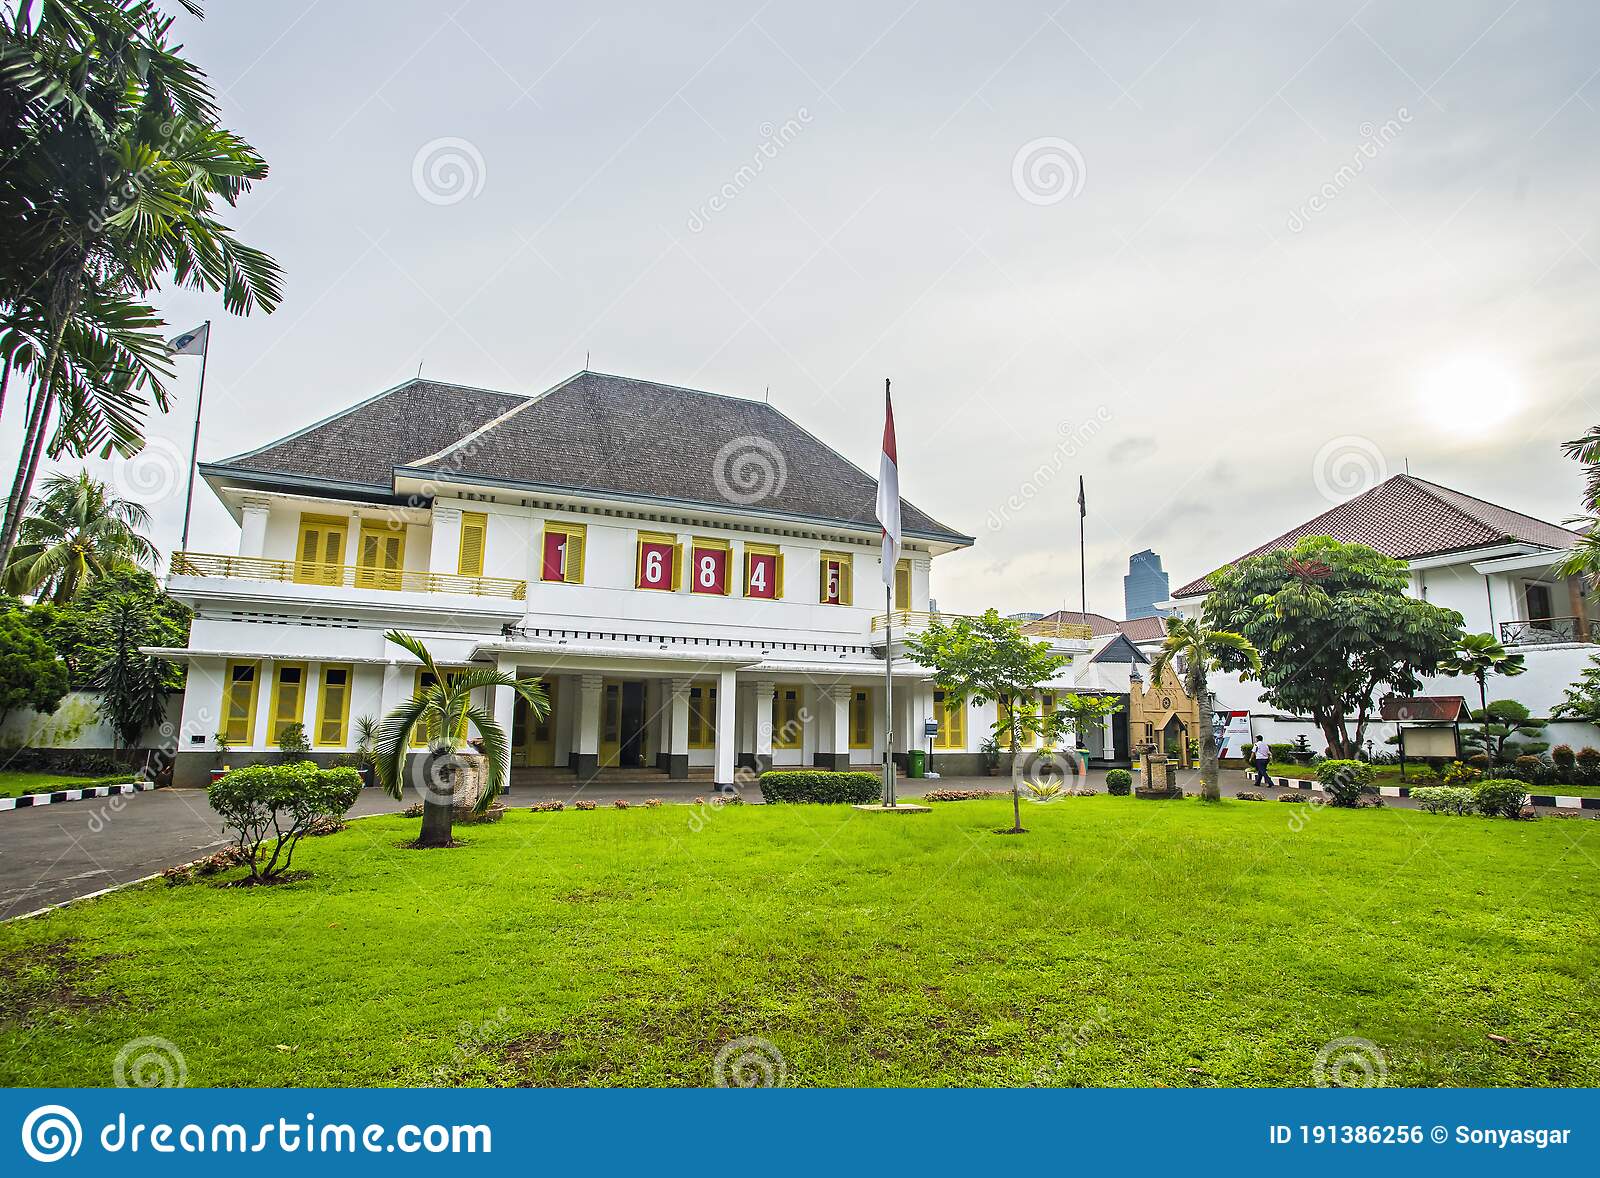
[871, 610, 1094, 641]
[1499, 616, 1585, 645]
[170, 552, 527, 600]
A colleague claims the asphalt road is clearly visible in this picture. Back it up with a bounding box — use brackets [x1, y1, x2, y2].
[1, 769, 1588, 919]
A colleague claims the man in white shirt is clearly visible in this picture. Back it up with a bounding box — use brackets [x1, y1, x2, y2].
[1250, 735, 1273, 787]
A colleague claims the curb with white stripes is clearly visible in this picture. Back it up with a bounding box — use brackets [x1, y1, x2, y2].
[0, 780, 154, 811]
[1270, 777, 1600, 810]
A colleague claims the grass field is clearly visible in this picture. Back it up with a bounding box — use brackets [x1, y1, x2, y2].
[2, 797, 1598, 1087]
[0, 770, 131, 799]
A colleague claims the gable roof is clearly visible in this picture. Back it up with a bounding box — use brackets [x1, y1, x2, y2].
[1089, 633, 1148, 664]
[205, 379, 526, 496]
[1172, 474, 1577, 598]
[398, 371, 970, 543]
[204, 371, 971, 544]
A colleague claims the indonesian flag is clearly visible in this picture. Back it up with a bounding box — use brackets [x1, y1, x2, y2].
[876, 379, 901, 589]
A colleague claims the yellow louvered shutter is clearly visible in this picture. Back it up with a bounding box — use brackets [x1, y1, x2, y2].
[458, 512, 486, 577]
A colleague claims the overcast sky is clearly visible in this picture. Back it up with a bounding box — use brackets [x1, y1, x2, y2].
[15, 0, 1600, 616]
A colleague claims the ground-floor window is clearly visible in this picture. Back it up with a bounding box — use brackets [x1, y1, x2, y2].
[271, 662, 306, 743]
[688, 685, 717, 749]
[933, 690, 965, 750]
[221, 660, 259, 745]
[774, 688, 803, 748]
[316, 664, 352, 746]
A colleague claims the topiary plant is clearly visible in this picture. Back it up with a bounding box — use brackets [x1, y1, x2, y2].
[1552, 744, 1576, 783]
[1105, 768, 1132, 796]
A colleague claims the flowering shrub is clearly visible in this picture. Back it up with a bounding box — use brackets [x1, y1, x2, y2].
[1442, 761, 1482, 786]
[1236, 791, 1267, 802]
[574, 800, 597, 811]
[529, 800, 564, 812]
[644, 798, 663, 808]
[613, 800, 630, 809]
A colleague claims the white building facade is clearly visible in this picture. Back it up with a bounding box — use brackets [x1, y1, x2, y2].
[159, 371, 1022, 790]
[1168, 475, 1598, 754]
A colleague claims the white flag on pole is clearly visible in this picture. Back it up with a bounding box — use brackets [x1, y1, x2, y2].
[168, 323, 209, 356]
[876, 381, 901, 588]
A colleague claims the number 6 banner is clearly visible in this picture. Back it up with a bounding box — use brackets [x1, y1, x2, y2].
[637, 538, 676, 590]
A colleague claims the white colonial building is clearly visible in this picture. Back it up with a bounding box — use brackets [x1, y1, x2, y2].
[1168, 474, 1597, 753]
[158, 370, 1059, 789]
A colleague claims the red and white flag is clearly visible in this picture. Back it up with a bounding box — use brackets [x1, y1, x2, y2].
[876, 380, 902, 589]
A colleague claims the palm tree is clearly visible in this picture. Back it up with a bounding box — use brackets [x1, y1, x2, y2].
[0, 0, 283, 572]
[1440, 632, 1527, 753]
[373, 631, 548, 848]
[4, 469, 156, 602]
[1148, 616, 1260, 801]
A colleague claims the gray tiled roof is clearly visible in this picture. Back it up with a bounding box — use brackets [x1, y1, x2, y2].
[1172, 474, 1577, 597]
[207, 371, 971, 543]
[208, 379, 526, 493]
[399, 371, 970, 542]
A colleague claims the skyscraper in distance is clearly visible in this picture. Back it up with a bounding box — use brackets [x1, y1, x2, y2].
[1123, 549, 1172, 620]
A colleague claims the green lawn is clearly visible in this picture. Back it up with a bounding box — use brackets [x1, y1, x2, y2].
[2, 798, 1597, 1087]
[0, 770, 131, 799]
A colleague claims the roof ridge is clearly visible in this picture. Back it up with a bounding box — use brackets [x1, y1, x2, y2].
[406, 373, 575, 469]
[1402, 473, 1576, 538]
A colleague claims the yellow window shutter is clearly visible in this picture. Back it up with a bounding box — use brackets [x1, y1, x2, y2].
[671, 543, 684, 591]
[841, 556, 853, 606]
[775, 551, 784, 598]
[458, 512, 486, 577]
[566, 528, 585, 583]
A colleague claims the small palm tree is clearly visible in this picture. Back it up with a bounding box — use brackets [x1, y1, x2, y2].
[1440, 632, 1526, 753]
[4, 470, 157, 602]
[1148, 616, 1260, 801]
[373, 631, 547, 848]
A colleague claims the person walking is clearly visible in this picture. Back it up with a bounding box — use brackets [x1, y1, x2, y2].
[1250, 734, 1273, 788]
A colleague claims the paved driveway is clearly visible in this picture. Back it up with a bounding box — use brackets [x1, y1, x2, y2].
[1, 768, 1587, 919]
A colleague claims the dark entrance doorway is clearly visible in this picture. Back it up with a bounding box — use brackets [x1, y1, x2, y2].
[620, 681, 646, 767]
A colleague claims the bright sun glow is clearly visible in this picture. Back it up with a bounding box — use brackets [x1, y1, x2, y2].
[1416, 353, 1524, 433]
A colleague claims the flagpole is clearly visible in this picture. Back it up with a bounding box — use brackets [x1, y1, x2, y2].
[1078, 475, 1087, 619]
[178, 320, 211, 554]
[884, 583, 894, 808]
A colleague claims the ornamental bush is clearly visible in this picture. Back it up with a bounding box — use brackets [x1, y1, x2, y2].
[1105, 769, 1132, 796]
[1315, 758, 1374, 807]
[1552, 745, 1576, 782]
[758, 770, 881, 804]
[1472, 778, 1530, 820]
[206, 762, 362, 883]
[1410, 785, 1475, 816]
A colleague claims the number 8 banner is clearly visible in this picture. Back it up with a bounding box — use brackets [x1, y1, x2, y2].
[691, 544, 727, 595]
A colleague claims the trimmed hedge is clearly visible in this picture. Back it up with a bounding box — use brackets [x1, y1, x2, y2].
[1105, 768, 1132, 796]
[1472, 778, 1529, 820]
[759, 770, 880, 804]
[1410, 785, 1475, 816]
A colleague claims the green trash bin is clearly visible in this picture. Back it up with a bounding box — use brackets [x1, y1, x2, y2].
[907, 749, 926, 779]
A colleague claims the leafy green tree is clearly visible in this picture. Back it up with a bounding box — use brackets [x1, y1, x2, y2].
[373, 631, 548, 848]
[1202, 537, 1465, 759]
[0, 608, 67, 727]
[1552, 654, 1600, 728]
[89, 593, 172, 751]
[42, 566, 187, 688]
[1439, 632, 1527, 753]
[1461, 700, 1549, 763]
[4, 470, 157, 601]
[904, 608, 1070, 833]
[1147, 615, 1259, 801]
[0, 0, 283, 573]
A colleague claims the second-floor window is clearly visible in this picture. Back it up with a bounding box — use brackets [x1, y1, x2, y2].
[636, 531, 681, 591]
[541, 522, 585, 583]
[689, 538, 730, 595]
[457, 511, 487, 577]
[820, 551, 853, 605]
[744, 543, 782, 599]
[894, 558, 911, 610]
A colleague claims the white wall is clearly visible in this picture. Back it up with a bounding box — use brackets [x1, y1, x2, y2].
[1, 691, 184, 752]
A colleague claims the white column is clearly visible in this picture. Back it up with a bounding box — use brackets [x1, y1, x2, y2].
[753, 679, 775, 771]
[830, 684, 851, 768]
[238, 497, 271, 558]
[715, 668, 737, 787]
[430, 505, 462, 574]
[668, 677, 691, 778]
[253, 658, 276, 751]
[575, 674, 603, 773]
[492, 658, 518, 795]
